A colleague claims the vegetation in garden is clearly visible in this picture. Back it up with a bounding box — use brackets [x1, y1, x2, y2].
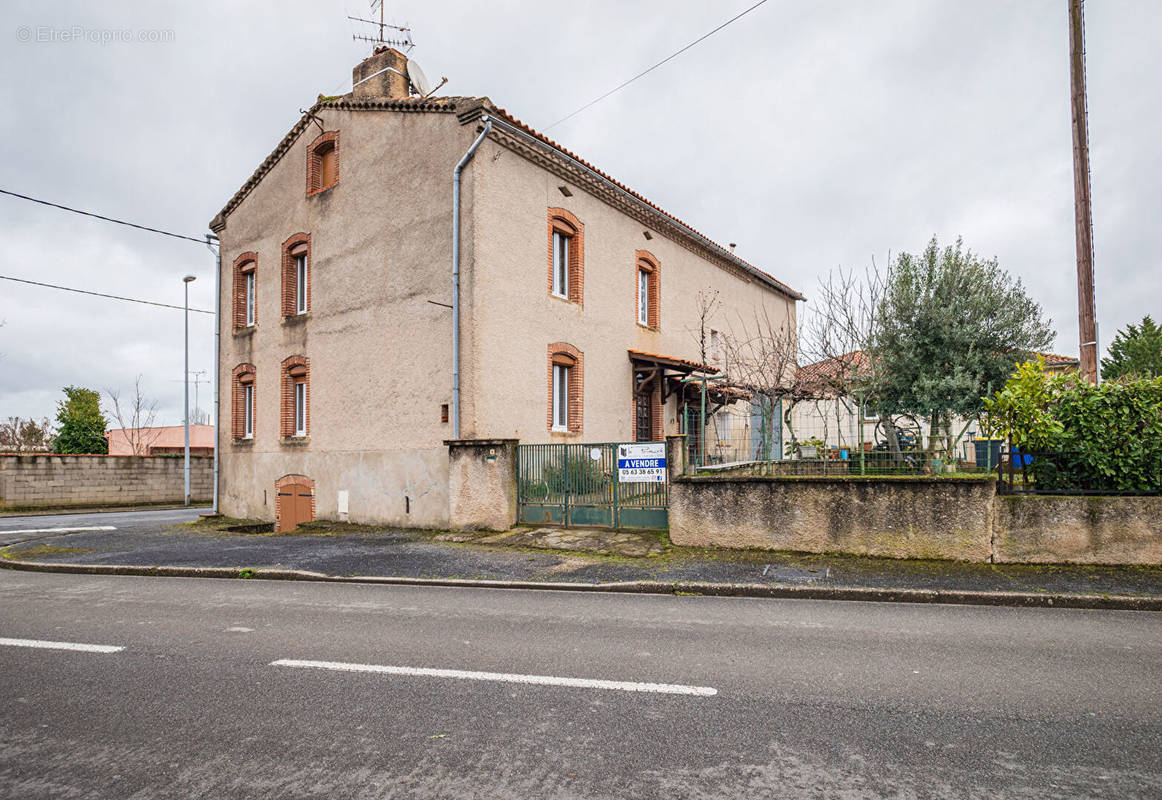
[984, 358, 1162, 492]
[53, 386, 108, 454]
[1101, 315, 1162, 381]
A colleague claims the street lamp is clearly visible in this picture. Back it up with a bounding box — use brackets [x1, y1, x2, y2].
[183, 274, 196, 506]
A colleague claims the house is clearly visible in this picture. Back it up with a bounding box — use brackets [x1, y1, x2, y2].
[788, 350, 1080, 461]
[106, 424, 215, 457]
[210, 46, 801, 528]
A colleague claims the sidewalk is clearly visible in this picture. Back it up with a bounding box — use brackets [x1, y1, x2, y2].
[2, 516, 1160, 609]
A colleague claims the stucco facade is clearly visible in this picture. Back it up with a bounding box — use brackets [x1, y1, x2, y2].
[210, 48, 800, 527]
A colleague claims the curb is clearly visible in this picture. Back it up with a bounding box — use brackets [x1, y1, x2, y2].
[2, 557, 1160, 611]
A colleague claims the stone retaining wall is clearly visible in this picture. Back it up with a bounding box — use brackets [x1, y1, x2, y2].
[0, 455, 212, 509]
[670, 476, 996, 561]
[670, 475, 1162, 565]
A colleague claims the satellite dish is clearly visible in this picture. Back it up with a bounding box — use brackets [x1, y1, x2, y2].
[407, 59, 431, 96]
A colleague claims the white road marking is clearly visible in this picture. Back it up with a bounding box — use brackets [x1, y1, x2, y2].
[225, 627, 254, 633]
[271, 658, 717, 697]
[0, 526, 116, 535]
[0, 637, 124, 654]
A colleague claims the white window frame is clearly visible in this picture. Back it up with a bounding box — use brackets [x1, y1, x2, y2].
[638, 269, 650, 326]
[245, 271, 255, 326]
[551, 231, 569, 299]
[552, 363, 569, 431]
[295, 253, 308, 315]
[294, 380, 306, 436]
[243, 384, 254, 439]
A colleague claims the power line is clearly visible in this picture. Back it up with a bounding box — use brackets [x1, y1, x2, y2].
[543, 0, 770, 131]
[0, 188, 213, 245]
[0, 275, 214, 315]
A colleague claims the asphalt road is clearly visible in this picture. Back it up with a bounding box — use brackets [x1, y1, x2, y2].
[0, 570, 1159, 798]
[0, 507, 205, 548]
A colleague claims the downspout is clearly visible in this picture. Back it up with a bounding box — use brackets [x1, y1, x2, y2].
[206, 233, 221, 514]
[452, 115, 492, 440]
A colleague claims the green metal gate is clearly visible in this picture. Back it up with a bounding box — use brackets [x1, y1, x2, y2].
[517, 442, 668, 529]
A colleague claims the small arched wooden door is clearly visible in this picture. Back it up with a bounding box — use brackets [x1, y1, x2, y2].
[275, 475, 315, 532]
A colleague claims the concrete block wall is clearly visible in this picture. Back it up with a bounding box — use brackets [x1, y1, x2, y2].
[0, 455, 212, 509]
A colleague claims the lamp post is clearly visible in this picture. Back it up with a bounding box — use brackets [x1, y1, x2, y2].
[183, 274, 196, 506]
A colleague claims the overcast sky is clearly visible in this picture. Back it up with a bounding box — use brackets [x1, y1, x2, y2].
[1, 0, 1158, 428]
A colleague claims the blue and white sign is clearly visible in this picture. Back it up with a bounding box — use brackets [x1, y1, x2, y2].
[618, 442, 667, 483]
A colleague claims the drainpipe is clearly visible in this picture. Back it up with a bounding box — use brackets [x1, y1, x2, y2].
[451, 115, 492, 440]
[206, 233, 221, 514]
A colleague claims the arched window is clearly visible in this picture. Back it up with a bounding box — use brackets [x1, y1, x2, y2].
[547, 343, 584, 433]
[307, 131, 339, 196]
[547, 208, 584, 304]
[281, 233, 311, 317]
[635, 250, 660, 329]
[281, 355, 310, 439]
[232, 253, 257, 329]
[232, 363, 256, 440]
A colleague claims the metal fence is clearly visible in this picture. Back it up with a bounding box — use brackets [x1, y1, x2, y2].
[516, 442, 668, 529]
[683, 402, 1000, 476]
[997, 448, 1162, 496]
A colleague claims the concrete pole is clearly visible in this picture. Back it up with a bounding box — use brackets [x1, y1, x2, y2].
[182, 274, 196, 506]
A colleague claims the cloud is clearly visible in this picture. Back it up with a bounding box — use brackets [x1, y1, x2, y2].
[1, 0, 1158, 425]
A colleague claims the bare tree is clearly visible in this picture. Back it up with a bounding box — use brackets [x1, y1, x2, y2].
[105, 376, 161, 455]
[719, 305, 805, 466]
[189, 406, 210, 426]
[692, 288, 721, 365]
[0, 416, 55, 452]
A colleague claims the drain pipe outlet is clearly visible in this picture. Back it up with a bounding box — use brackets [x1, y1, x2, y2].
[451, 115, 491, 440]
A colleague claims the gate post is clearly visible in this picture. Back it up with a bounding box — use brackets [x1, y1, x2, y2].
[666, 434, 687, 479]
[446, 438, 519, 531]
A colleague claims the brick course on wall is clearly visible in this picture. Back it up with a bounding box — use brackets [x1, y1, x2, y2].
[0, 455, 213, 509]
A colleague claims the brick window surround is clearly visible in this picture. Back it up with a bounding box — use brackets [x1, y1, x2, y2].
[635, 250, 660, 329]
[232, 363, 256, 440]
[546, 208, 584, 304]
[274, 473, 316, 531]
[306, 131, 339, 197]
[547, 342, 584, 434]
[280, 355, 310, 439]
[281, 233, 311, 318]
[232, 253, 257, 329]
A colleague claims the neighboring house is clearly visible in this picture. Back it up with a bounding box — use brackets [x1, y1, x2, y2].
[789, 350, 1079, 459]
[105, 424, 215, 456]
[210, 46, 801, 528]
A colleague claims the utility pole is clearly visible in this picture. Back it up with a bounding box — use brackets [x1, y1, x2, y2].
[1068, 0, 1098, 383]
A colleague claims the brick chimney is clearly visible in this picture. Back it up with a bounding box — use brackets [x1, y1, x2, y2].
[352, 47, 410, 100]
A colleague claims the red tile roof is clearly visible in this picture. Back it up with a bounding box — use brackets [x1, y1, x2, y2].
[210, 94, 803, 301]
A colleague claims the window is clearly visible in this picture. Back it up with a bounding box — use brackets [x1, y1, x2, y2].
[295, 253, 307, 314]
[243, 384, 254, 438]
[638, 269, 649, 325]
[547, 208, 584, 303]
[281, 356, 310, 439]
[635, 251, 660, 329]
[281, 234, 311, 317]
[710, 329, 722, 363]
[232, 253, 257, 329]
[306, 131, 339, 196]
[245, 272, 255, 326]
[552, 363, 569, 431]
[294, 380, 306, 436]
[547, 343, 583, 434]
[231, 364, 256, 441]
[552, 230, 569, 298]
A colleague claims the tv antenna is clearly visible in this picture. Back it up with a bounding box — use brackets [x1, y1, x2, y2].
[349, 1, 414, 52]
